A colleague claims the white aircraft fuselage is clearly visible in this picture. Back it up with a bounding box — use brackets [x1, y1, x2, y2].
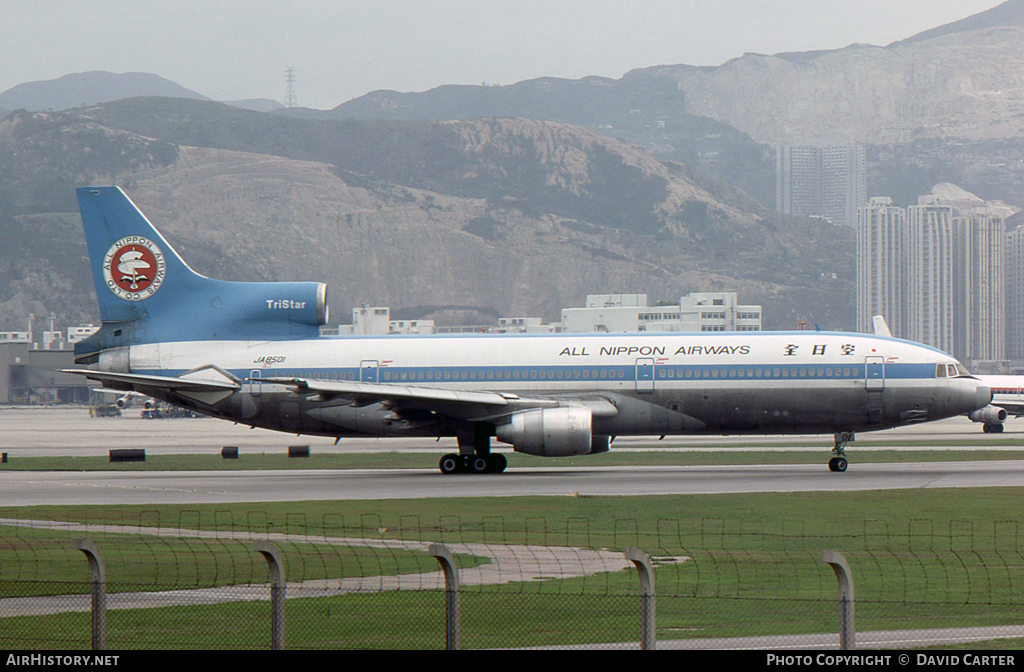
[121, 331, 986, 438]
[984, 376, 1024, 416]
[967, 375, 1024, 432]
[68, 187, 992, 473]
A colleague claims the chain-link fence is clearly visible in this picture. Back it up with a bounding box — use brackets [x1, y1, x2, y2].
[1, 512, 1023, 649]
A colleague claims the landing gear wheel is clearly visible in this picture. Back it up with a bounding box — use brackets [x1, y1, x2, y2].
[984, 423, 1004, 434]
[439, 454, 462, 474]
[470, 456, 490, 474]
[828, 457, 848, 472]
[829, 432, 853, 473]
[488, 454, 508, 473]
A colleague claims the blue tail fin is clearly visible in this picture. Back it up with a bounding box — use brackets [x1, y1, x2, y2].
[77, 186, 202, 324]
[76, 186, 328, 362]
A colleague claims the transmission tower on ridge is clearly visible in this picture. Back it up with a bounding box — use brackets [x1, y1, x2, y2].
[284, 67, 298, 108]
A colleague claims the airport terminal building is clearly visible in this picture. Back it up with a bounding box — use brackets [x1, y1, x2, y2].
[0, 343, 85, 404]
[0, 324, 98, 403]
[561, 293, 762, 334]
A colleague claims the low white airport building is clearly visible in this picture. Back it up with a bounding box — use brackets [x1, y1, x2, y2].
[327, 305, 437, 336]
[324, 293, 760, 338]
[561, 293, 761, 333]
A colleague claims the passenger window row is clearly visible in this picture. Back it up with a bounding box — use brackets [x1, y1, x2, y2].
[272, 366, 872, 381]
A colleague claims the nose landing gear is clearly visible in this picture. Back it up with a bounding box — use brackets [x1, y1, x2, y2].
[829, 432, 853, 472]
[828, 456, 848, 472]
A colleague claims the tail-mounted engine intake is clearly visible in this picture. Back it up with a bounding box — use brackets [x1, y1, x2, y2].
[496, 407, 595, 457]
[968, 405, 1007, 425]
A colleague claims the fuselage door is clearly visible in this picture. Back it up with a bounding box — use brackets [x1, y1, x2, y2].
[360, 360, 379, 384]
[636, 358, 655, 393]
[865, 356, 884, 392]
[249, 369, 262, 397]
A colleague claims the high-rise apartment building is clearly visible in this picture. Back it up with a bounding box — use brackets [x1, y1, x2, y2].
[905, 196, 955, 355]
[856, 197, 906, 337]
[858, 189, 1007, 364]
[952, 208, 1005, 362]
[777, 142, 866, 228]
[1006, 223, 1024, 359]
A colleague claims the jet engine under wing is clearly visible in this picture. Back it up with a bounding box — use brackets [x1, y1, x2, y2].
[258, 376, 619, 422]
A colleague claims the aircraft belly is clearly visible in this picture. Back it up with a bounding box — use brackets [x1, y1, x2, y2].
[593, 393, 704, 435]
[660, 384, 887, 434]
[278, 401, 303, 433]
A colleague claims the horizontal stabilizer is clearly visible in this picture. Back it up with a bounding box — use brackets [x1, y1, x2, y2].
[60, 369, 241, 392]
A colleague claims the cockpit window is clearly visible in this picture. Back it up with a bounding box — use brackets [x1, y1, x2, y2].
[938, 362, 971, 378]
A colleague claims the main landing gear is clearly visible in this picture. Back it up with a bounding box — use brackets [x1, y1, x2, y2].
[438, 452, 508, 474]
[828, 432, 853, 472]
[439, 425, 507, 474]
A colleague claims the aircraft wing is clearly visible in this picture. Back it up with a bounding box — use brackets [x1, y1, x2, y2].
[258, 376, 619, 421]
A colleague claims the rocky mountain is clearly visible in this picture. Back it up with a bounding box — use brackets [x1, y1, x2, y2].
[894, 0, 1024, 46]
[11, 3, 1016, 221]
[0, 71, 210, 113]
[866, 135, 1024, 209]
[327, 72, 776, 208]
[318, 1, 1024, 208]
[645, 0, 1024, 145]
[0, 99, 853, 332]
[311, 2, 1024, 208]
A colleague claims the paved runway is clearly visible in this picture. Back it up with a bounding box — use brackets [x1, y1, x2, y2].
[2, 407, 1024, 506]
[3, 406, 1024, 456]
[3, 459, 1024, 506]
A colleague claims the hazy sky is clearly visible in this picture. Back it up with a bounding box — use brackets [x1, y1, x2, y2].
[0, 0, 1007, 110]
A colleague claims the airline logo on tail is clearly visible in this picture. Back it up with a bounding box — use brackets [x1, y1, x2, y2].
[102, 236, 166, 301]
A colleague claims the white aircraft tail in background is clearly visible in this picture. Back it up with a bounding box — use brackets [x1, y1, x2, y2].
[872, 315, 893, 338]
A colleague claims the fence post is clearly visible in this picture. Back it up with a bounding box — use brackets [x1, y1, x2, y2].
[72, 539, 106, 651]
[255, 540, 287, 650]
[429, 543, 460, 650]
[624, 547, 656, 650]
[822, 550, 855, 650]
